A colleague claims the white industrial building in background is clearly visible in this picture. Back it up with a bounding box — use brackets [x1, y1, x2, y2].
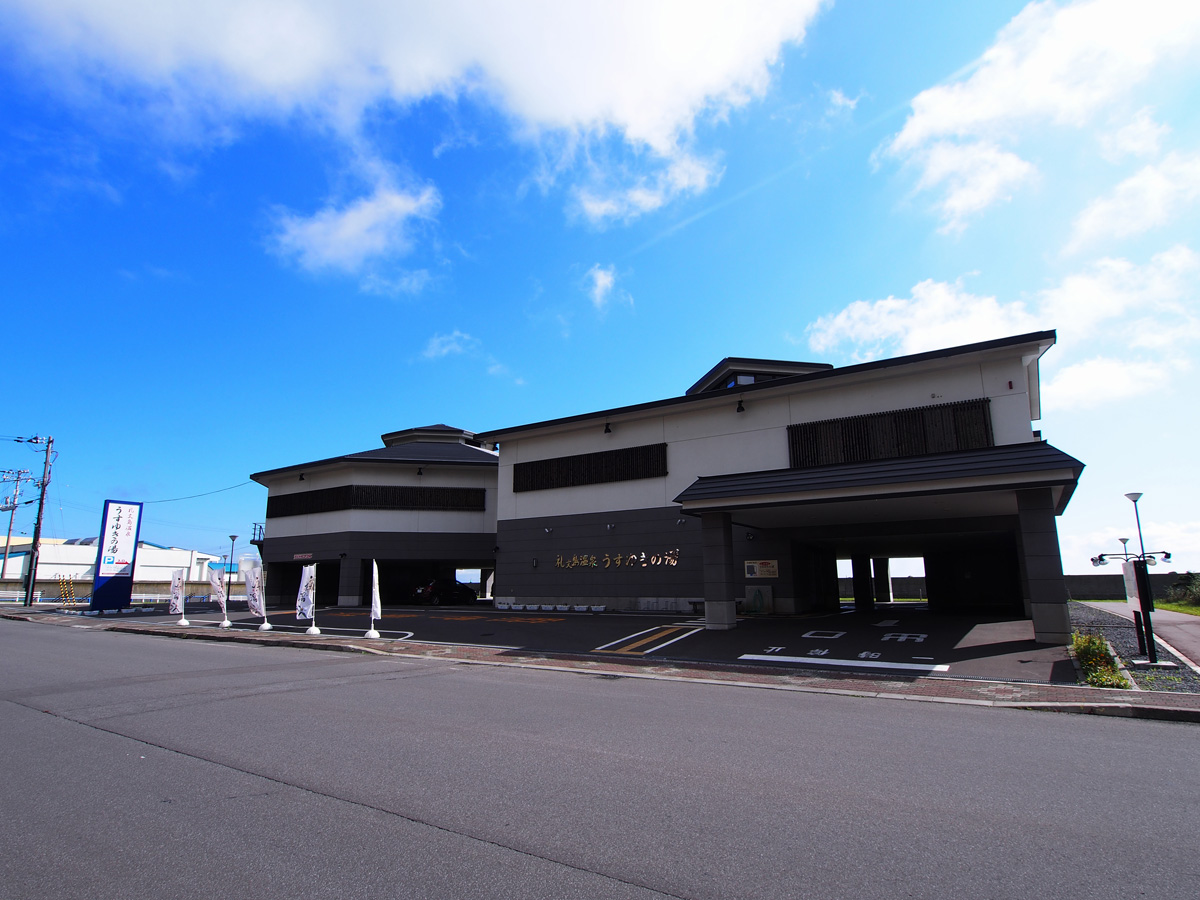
[0, 537, 247, 584]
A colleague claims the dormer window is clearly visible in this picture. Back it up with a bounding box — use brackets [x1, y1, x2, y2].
[689, 358, 833, 395]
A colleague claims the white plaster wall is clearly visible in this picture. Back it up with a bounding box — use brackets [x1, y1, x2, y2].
[262, 462, 498, 538]
[989, 394, 1037, 444]
[500, 398, 794, 519]
[785, 364, 978, 422]
[265, 461, 494, 494]
[266, 463, 355, 495]
[496, 345, 1043, 521]
[266, 506, 496, 538]
[510, 416, 667, 462]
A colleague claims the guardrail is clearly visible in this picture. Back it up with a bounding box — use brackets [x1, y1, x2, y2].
[0, 590, 43, 601]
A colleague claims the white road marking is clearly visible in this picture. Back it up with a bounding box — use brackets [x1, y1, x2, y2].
[593, 626, 661, 651]
[739, 654, 949, 673]
[395, 638, 518, 649]
[642, 628, 703, 655]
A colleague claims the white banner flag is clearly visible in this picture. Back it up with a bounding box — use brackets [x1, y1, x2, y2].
[371, 560, 381, 622]
[169, 569, 186, 615]
[209, 566, 227, 615]
[296, 564, 317, 620]
[245, 566, 266, 618]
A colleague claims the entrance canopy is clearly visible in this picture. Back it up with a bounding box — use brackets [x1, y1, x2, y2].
[673, 442, 1083, 532]
[676, 441, 1084, 641]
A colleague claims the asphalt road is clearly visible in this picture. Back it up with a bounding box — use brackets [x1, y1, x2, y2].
[121, 600, 1076, 683]
[3, 617, 1198, 900]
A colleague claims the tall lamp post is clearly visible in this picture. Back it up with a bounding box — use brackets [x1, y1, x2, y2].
[227, 535, 238, 611]
[1090, 493, 1170, 665]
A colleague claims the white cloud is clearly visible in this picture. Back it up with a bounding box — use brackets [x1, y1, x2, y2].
[827, 88, 858, 113]
[807, 245, 1199, 407]
[574, 151, 720, 224]
[272, 182, 439, 272]
[420, 329, 521, 382]
[807, 278, 1038, 358]
[1065, 152, 1200, 253]
[1040, 356, 1177, 410]
[1099, 107, 1170, 161]
[422, 329, 479, 359]
[587, 263, 617, 309]
[9, 0, 823, 222]
[1057, 520, 1200, 574]
[885, 0, 1200, 229]
[1040, 245, 1199, 345]
[359, 269, 433, 297]
[913, 141, 1036, 233]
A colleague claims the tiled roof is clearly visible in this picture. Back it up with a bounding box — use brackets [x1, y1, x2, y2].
[251, 440, 496, 481]
[479, 330, 1056, 441]
[674, 441, 1083, 509]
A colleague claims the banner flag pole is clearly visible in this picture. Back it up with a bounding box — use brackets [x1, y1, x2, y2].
[246, 565, 271, 631]
[170, 568, 189, 627]
[296, 564, 320, 635]
[366, 559, 381, 639]
[210, 565, 231, 628]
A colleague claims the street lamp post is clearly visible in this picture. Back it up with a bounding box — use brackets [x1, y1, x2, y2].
[1090, 493, 1170, 665]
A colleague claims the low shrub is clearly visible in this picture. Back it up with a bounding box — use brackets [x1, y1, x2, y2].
[1071, 631, 1132, 690]
[1163, 572, 1200, 606]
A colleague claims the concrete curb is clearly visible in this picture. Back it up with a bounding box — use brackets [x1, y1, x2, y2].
[6, 609, 1199, 724]
[1003, 701, 1200, 723]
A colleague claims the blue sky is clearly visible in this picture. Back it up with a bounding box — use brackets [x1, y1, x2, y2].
[2, 0, 1198, 574]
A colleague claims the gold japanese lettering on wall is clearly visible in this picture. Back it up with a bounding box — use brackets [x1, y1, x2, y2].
[554, 549, 681, 570]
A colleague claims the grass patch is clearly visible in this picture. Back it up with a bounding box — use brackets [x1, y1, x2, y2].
[1151, 600, 1200, 617]
[1160, 572, 1200, 611]
[1071, 631, 1132, 689]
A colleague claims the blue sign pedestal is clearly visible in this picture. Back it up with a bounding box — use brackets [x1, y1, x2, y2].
[89, 500, 143, 613]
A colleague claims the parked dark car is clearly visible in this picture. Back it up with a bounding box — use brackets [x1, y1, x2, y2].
[412, 579, 478, 605]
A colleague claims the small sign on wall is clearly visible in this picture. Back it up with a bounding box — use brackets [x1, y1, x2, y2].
[745, 559, 778, 578]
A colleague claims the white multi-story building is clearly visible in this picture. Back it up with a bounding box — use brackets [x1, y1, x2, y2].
[252, 332, 1082, 644]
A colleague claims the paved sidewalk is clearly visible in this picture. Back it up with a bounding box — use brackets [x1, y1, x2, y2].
[1078, 601, 1200, 672]
[5, 606, 1200, 724]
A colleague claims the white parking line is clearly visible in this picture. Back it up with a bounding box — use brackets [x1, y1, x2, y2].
[739, 654, 949, 673]
[593, 626, 662, 651]
[642, 628, 703, 654]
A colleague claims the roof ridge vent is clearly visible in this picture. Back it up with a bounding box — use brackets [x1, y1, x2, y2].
[380, 424, 480, 447]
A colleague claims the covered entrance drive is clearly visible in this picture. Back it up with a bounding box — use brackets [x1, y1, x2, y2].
[259, 532, 496, 608]
[675, 442, 1084, 644]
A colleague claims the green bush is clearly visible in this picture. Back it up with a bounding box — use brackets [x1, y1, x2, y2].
[1071, 631, 1132, 690]
[1163, 572, 1200, 606]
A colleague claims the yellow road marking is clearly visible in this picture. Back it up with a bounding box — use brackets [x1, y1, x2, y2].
[596, 626, 687, 655]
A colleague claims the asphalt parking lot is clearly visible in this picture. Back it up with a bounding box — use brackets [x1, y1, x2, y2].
[121, 600, 1076, 683]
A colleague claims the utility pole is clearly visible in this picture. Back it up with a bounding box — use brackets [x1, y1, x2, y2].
[1, 469, 30, 582]
[20, 436, 53, 607]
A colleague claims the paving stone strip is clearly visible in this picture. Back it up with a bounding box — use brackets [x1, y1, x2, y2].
[5, 608, 1199, 723]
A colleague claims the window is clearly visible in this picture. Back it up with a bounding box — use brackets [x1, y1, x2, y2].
[513, 443, 668, 492]
[267, 485, 485, 518]
[787, 399, 993, 468]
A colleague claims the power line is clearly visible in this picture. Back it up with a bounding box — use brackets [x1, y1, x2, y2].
[143, 481, 254, 503]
